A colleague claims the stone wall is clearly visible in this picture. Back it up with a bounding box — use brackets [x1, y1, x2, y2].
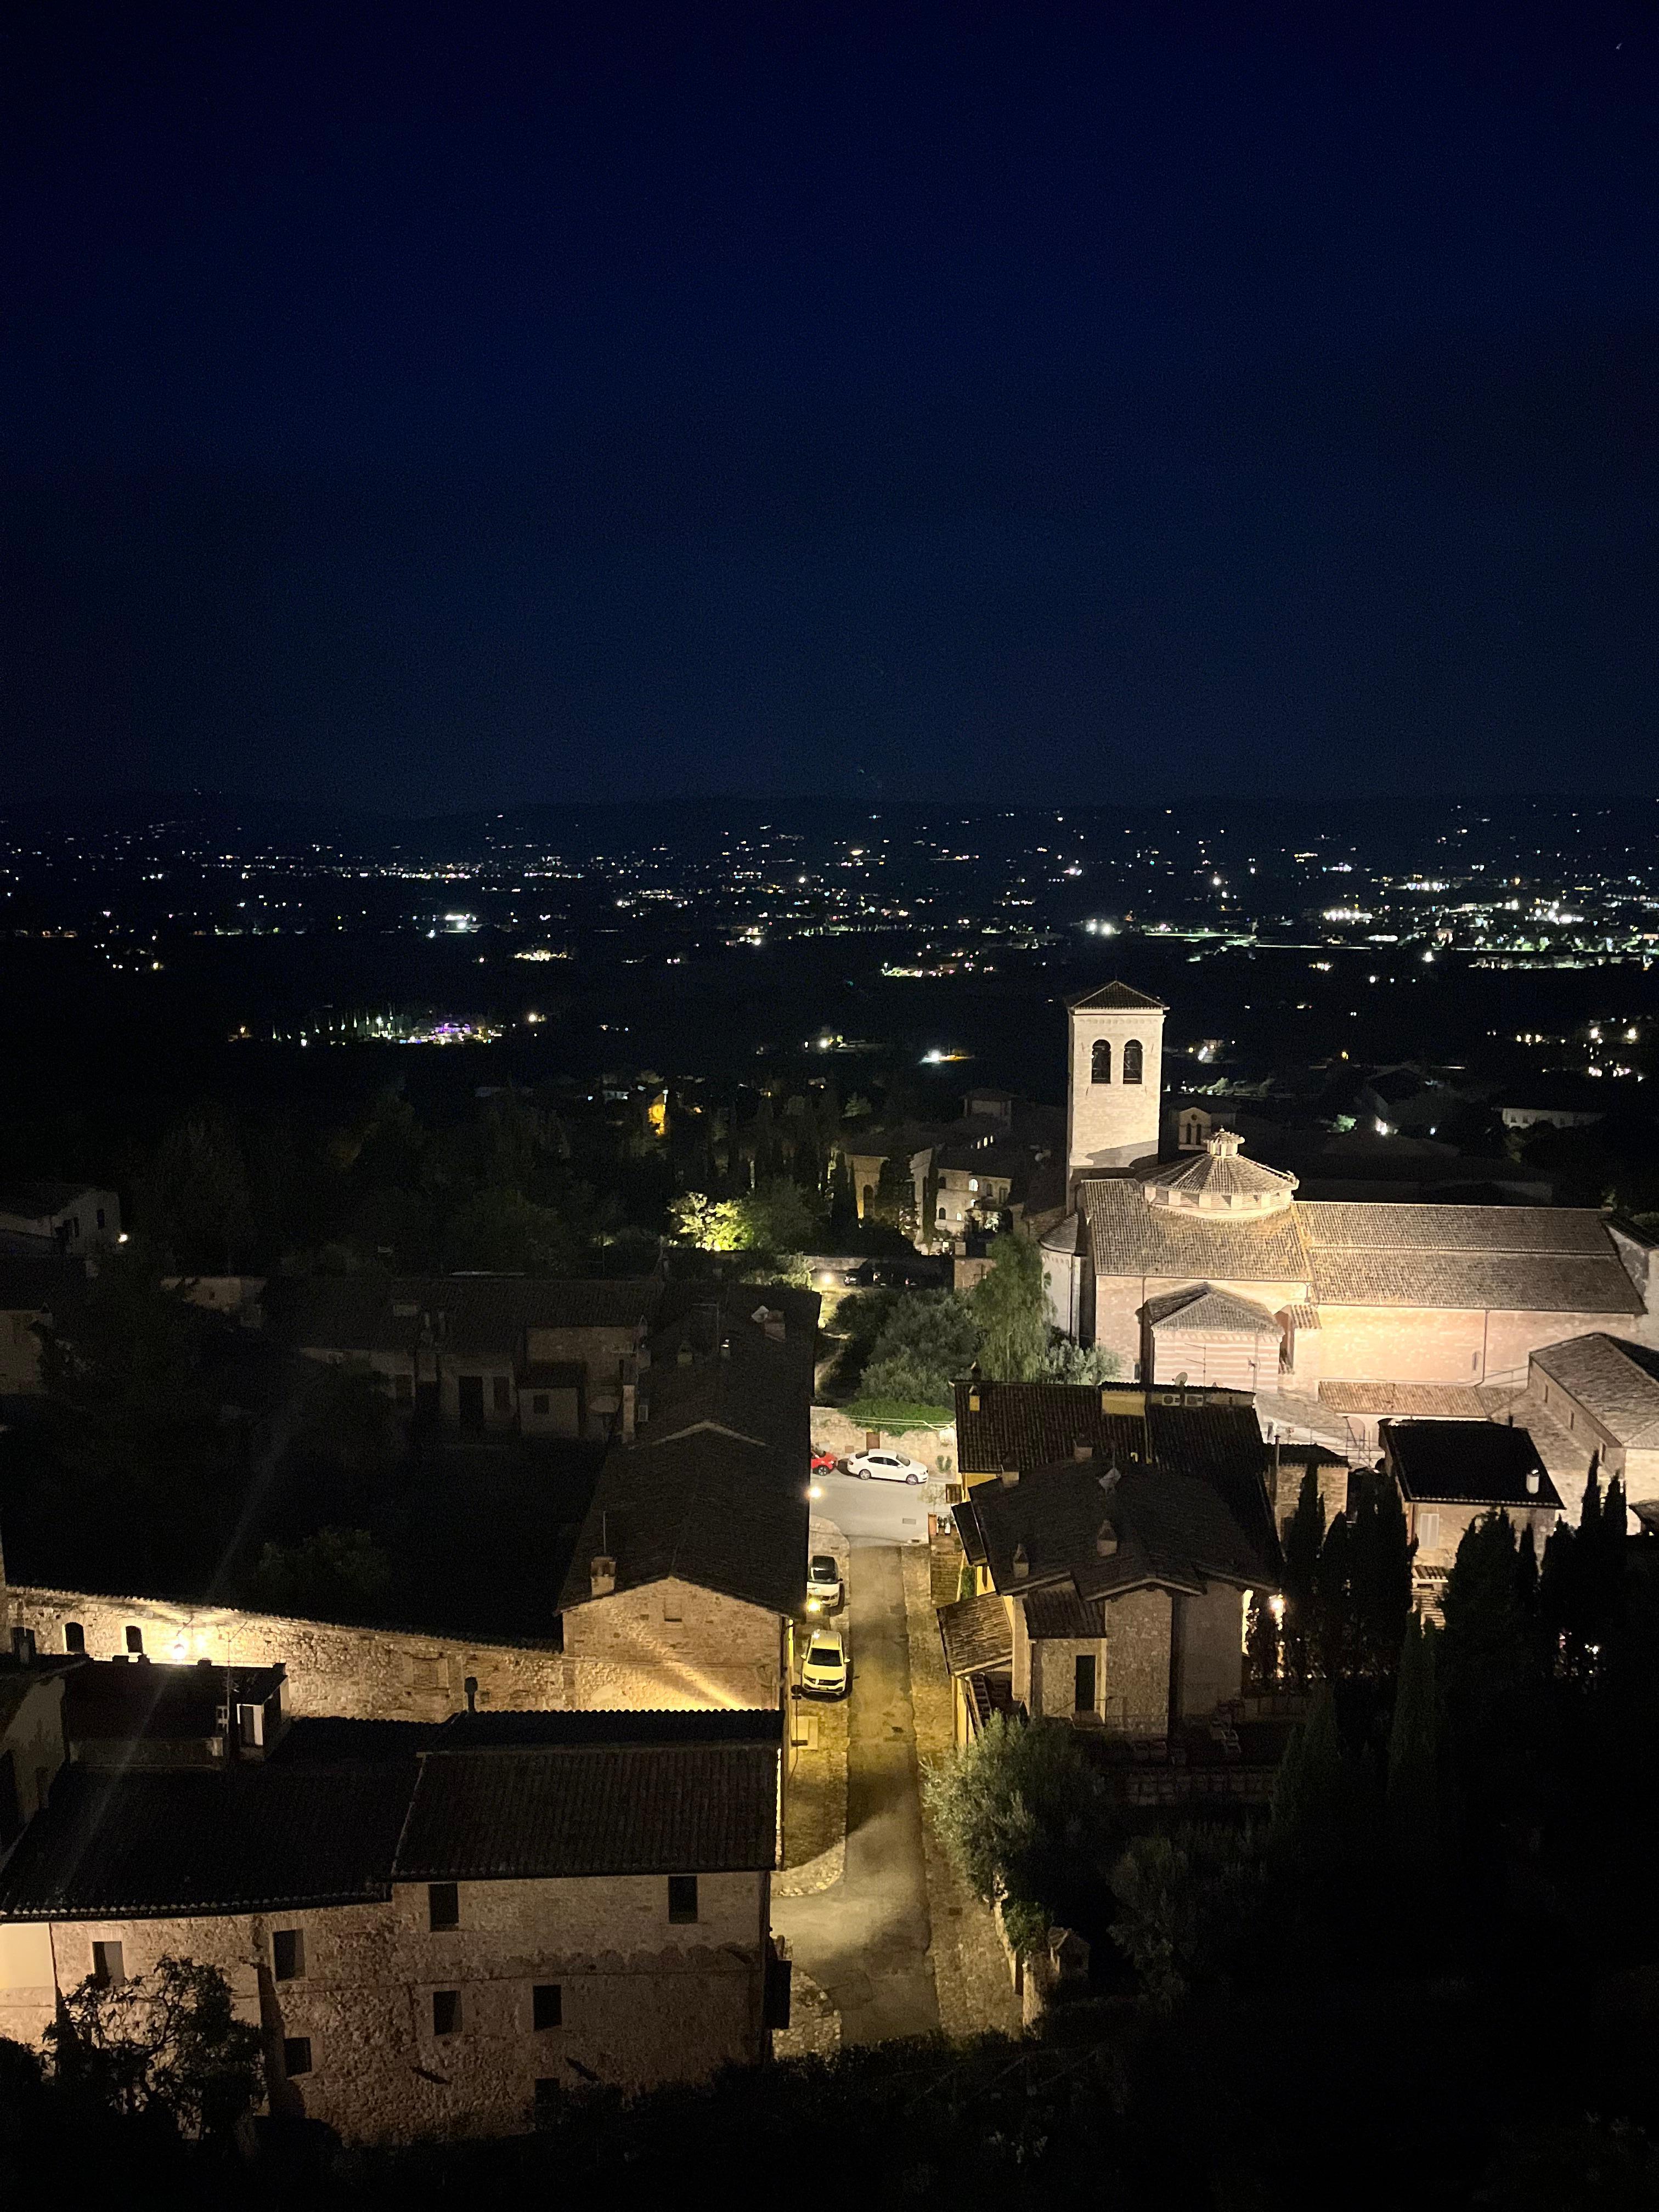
[561, 1577, 787, 1709]
[0, 1869, 769, 2144]
[1175, 1585, 1245, 1720]
[1102, 1587, 1172, 1736]
[1028, 1634, 1106, 1721]
[2, 1582, 785, 1719]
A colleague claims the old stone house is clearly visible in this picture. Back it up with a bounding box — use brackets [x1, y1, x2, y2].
[941, 1450, 1272, 1744]
[278, 1273, 667, 1440]
[0, 1690, 784, 2144]
[1043, 983, 1657, 1401]
[1379, 1418, 1562, 1604]
[939, 1381, 1277, 1746]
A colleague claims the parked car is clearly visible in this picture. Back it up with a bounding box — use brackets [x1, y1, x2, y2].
[805, 1554, 843, 1611]
[799, 1629, 849, 1698]
[809, 1448, 839, 1474]
[847, 1446, 928, 1485]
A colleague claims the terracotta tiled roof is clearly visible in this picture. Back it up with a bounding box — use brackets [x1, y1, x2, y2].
[1307, 1248, 1641, 1314]
[1079, 1182, 1643, 1315]
[0, 1760, 419, 1918]
[1144, 1286, 1283, 1335]
[1141, 1149, 1296, 1203]
[937, 1592, 1014, 1675]
[1080, 1176, 1311, 1284]
[964, 1459, 1272, 1604]
[394, 1741, 780, 1880]
[1529, 1333, 1659, 1446]
[1068, 981, 1168, 1012]
[1319, 1381, 1488, 1418]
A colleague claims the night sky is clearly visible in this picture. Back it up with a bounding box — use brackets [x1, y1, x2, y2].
[4, 3, 1657, 813]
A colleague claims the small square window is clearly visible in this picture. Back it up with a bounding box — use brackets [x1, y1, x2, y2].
[283, 2036, 312, 2077]
[124, 1626, 143, 1655]
[432, 1989, 461, 2036]
[428, 1881, 459, 1931]
[667, 1875, 699, 1925]
[64, 1622, 85, 1655]
[533, 1393, 549, 1417]
[91, 1941, 125, 1987]
[533, 1982, 562, 2030]
[273, 1929, 305, 1982]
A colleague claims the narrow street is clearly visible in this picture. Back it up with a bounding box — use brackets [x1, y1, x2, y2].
[772, 1539, 940, 2044]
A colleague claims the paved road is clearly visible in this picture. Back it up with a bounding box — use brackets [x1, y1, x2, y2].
[812, 1468, 933, 1544]
[772, 1539, 939, 2043]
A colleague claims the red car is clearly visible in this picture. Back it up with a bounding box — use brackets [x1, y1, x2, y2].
[809, 1448, 839, 1474]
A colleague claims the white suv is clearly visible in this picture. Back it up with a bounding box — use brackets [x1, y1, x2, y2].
[799, 1629, 849, 1699]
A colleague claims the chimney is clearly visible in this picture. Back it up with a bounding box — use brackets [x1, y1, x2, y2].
[1095, 1519, 1118, 1558]
[967, 1386, 981, 1414]
[998, 1464, 1019, 1488]
[1073, 1439, 1094, 1463]
[678, 1341, 695, 1367]
[589, 1554, 617, 1599]
[764, 1313, 785, 1344]
[1011, 1542, 1030, 1582]
[620, 1381, 636, 1442]
[1526, 1468, 1540, 1496]
[1097, 1463, 1122, 1496]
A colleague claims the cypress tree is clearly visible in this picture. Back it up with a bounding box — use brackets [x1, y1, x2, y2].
[1314, 1511, 1353, 1680]
[1386, 1613, 1440, 1870]
[1282, 1466, 1327, 1688]
[1348, 1466, 1415, 1679]
[1271, 1684, 1348, 1866]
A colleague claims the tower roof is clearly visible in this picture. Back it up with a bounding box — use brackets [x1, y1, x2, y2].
[1067, 980, 1167, 1013]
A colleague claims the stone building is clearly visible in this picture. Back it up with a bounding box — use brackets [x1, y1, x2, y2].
[3, 1291, 816, 1723]
[1044, 982, 1657, 1407]
[941, 1450, 1271, 1743]
[1517, 1333, 1659, 1520]
[1379, 1418, 1563, 1605]
[276, 1273, 669, 1440]
[0, 1688, 785, 2144]
[938, 1380, 1277, 1746]
[0, 1182, 121, 1259]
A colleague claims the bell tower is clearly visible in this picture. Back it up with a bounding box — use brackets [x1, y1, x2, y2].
[1066, 982, 1167, 1182]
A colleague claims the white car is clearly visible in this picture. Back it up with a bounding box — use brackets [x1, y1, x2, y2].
[805, 1554, 843, 1612]
[847, 1447, 927, 1485]
[799, 1629, 849, 1699]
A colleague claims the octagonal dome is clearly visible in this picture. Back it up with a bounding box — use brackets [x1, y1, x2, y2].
[1141, 1128, 1297, 1217]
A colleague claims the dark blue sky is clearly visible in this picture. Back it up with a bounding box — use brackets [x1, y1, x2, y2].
[4, 2, 1656, 811]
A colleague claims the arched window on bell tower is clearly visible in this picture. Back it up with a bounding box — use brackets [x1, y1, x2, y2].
[1091, 1039, 1111, 1084]
[1122, 1038, 1144, 1085]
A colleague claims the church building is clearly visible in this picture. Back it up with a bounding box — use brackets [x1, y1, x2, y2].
[1043, 983, 1657, 1407]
